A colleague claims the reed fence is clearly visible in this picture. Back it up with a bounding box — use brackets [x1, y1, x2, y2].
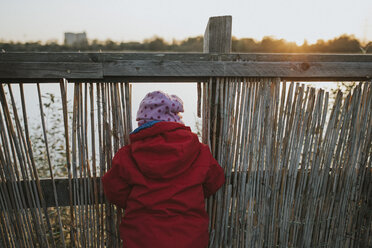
[0, 81, 131, 247]
[0, 78, 371, 247]
[201, 78, 371, 247]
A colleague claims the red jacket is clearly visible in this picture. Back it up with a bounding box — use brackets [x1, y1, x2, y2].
[102, 121, 225, 248]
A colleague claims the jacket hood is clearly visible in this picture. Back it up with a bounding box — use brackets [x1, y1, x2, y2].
[129, 122, 201, 179]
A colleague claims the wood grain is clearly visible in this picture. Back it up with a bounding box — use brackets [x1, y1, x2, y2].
[1, 53, 372, 81]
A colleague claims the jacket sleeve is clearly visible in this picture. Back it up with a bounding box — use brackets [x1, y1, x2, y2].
[203, 150, 225, 198]
[101, 149, 132, 209]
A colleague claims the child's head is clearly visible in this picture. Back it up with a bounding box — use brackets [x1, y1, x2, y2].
[136, 91, 184, 126]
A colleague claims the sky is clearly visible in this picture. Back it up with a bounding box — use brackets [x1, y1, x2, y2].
[1, 0, 371, 45]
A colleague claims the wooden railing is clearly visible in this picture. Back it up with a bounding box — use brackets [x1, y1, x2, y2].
[1, 52, 371, 82]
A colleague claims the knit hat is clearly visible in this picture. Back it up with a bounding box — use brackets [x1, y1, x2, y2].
[136, 91, 184, 126]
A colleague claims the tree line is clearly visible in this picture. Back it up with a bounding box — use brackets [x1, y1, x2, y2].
[0, 34, 370, 53]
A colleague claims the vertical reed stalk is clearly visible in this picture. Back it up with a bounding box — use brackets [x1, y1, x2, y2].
[36, 83, 66, 247]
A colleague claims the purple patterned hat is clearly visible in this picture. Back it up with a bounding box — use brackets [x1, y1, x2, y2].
[136, 91, 184, 126]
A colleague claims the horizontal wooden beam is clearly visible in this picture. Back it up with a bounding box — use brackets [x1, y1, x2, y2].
[0, 178, 104, 209]
[0, 62, 103, 79]
[3, 170, 369, 209]
[2, 52, 372, 62]
[1, 52, 372, 82]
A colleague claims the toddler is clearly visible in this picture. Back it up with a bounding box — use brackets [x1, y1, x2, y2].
[102, 91, 225, 248]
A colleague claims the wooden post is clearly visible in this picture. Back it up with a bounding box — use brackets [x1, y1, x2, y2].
[203, 16, 232, 247]
[203, 16, 232, 155]
[204, 15, 232, 53]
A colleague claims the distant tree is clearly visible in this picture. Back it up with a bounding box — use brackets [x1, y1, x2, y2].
[359, 41, 371, 54]
[324, 35, 360, 53]
[145, 37, 168, 51]
[0, 34, 369, 53]
[232, 37, 257, 52]
[176, 36, 203, 52]
[104, 39, 118, 50]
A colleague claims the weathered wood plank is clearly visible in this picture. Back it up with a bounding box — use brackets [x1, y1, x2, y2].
[0, 178, 104, 208]
[0, 62, 102, 79]
[2, 52, 372, 62]
[1, 60, 371, 81]
[104, 60, 372, 78]
[0, 172, 286, 209]
[204, 16, 232, 53]
[203, 16, 232, 247]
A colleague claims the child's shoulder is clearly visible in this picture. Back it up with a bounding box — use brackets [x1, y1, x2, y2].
[112, 144, 133, 163]
[193, 144, 214, 165]
[116, 144, 131, 154]
[199, 143, 212, 154]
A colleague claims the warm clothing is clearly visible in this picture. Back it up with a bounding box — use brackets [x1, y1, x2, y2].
[136, 91, 184, 126]
[102, 121, 225, 248]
